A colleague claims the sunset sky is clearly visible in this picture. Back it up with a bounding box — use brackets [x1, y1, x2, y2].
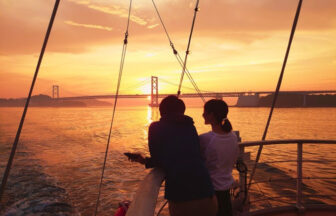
[0, 0, 335, 98]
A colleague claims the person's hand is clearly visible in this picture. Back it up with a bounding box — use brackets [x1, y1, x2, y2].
[124, 153, 146, 164]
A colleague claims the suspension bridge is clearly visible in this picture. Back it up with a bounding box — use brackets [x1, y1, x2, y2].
[50, 76, 336, 107]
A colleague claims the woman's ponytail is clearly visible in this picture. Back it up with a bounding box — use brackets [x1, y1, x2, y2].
[221, 118, 232, 133]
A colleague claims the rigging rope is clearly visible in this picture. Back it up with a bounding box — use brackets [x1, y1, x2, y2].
[175, 54, 206, 102]
[0, 0, 60, 203]
[157, 200, 168, 216]
[94, 0, 133, 215]
[151, 0, 205, 103]
[175, 0, 200, 97]
[247, 0, 304, 192]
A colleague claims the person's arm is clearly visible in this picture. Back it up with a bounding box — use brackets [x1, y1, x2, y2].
[144, 157, 155, 168]
[147, 122, 162, 168]
[124, 153, 154, 168]
[124, 123, 161, 168]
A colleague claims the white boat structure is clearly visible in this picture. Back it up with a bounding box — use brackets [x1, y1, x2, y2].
[126, 139, 336, 216]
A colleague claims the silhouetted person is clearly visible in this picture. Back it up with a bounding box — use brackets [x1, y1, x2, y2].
[126, 95, 217, 216]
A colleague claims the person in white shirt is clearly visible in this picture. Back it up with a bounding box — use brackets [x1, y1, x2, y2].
[199, 99, 239, 216]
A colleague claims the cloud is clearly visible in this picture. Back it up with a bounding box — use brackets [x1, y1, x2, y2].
[87, 5, 147, 26]
[64, 20, 113, 31]
[0, 0, 335, 55]
[69, 0, 147, 26]
[147, 24, 159, 29]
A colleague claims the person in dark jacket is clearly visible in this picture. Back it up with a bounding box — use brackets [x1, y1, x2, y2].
[126, 95, 217, 216]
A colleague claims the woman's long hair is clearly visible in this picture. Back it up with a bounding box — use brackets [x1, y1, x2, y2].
[204, 99, 232, 133]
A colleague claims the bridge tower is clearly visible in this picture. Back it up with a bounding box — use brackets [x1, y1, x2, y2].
[150, 76, 159, 107]
[52, 85, 59, 99]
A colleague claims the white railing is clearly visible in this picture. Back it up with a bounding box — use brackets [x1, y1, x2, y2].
[126, 139, 336, 216]
[238, 139, 336, 216]
[126, 168, 165, 216]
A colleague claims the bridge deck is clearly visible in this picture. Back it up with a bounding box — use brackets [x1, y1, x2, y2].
[58, 90, 336, 100]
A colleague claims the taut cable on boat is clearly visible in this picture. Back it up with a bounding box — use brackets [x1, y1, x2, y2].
[0, 0, 60, 203]
[247, 0, 304, 192]
[94, 0, 133, 215]
[175, 54, 206, 103]
[151, 0, 205, 103]
[177, 0, 200, 97]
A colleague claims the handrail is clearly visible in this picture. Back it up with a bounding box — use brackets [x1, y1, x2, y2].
[239, 139, 336, 147]
[126, 168, 165, 216]
[238, 139, 336, 215]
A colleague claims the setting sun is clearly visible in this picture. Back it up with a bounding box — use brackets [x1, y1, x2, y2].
[139, 84, 152, 95]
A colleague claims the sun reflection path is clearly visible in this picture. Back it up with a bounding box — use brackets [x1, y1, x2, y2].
[147, 106, 160, 125]
[143, 106, 160, 143]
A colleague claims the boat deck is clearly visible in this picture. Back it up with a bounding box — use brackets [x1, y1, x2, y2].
[256, 210, 335, 216]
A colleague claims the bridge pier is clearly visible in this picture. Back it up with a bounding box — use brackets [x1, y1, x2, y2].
[52, 85, 59, 99]
[150, 76, 159, 107]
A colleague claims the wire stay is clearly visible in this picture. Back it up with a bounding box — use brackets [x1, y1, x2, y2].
[94, 0, 133, 215]
[247, 0, 304, 192]
[0, 0, 61, 203]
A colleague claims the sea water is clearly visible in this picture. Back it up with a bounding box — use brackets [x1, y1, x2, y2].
[0, 100, 335, 215]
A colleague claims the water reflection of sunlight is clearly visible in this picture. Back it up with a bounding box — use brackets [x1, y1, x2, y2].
[144, 107, 160, 142]
[146, 106, 159, 125]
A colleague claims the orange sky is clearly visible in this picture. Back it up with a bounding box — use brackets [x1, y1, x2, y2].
[0, 0, 335, 98]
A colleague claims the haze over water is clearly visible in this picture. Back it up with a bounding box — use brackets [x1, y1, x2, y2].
[0, 100, 336, 215]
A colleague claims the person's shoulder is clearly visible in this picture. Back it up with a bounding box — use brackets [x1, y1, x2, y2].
[199, 131, 213, 137]
[149, 121, 160, 130]
[183, 115, 194, 123]
[228, 131, 238, 139]
[199, 131, 214, 142]
[227, 131, 239, 144]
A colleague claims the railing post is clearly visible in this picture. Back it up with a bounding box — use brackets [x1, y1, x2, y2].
[235, 131, 249, 211]
[238, 145, 245, 193]
[296, 142, 304, 211]
[234, 131, 244, 194]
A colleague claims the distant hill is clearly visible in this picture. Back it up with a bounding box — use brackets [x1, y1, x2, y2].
[0, 94, 112, 107]
[258, 93, 336, 107]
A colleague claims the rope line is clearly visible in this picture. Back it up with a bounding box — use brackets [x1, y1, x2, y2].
[0, 0, 60, 203]
[247, 0, 303, 192]
[151, 0, 174, 47]
[157, 200, 168, 216]
[175, 53, 205, 102]
[151, 0, 205, 102]
[177, 0, 200, 96]
[94, 0, 132, 215]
